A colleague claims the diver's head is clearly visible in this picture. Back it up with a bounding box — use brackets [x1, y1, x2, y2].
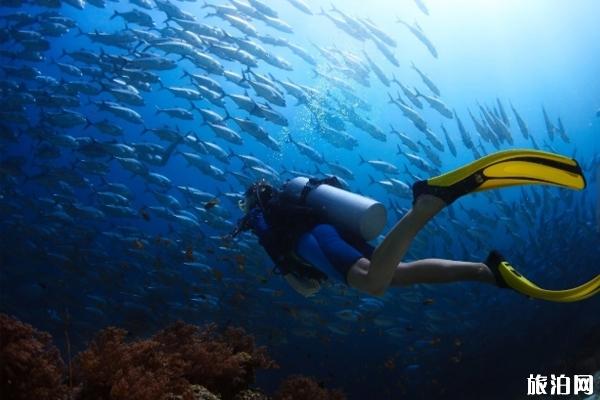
[238, 179, 274, 213]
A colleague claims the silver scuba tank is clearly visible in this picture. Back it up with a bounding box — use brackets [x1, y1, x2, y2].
[282, 177, 387, 241]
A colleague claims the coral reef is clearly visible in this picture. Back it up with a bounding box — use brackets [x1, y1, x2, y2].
[274, 375, 346, 400]
[154, 322, 277, 398]
[0, 313, 68, 400]
[234, 389, 269, 400]
[1, 314, 347, 400]
[167, 385, 221, 400]
[74, 326, 192, 400]
[75, 322, 278, 400]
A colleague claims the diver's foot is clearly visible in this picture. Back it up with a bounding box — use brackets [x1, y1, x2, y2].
[412, 180, 459, 206]
[413, 193, 446, 213]
[474, 262, 498, 285]
[484, 250, 509, 289]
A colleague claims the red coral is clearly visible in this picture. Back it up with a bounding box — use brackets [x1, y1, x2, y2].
[153, 322, 278, 399]
[74, 321, 277, 400]
[0, 313, 68, 400]
[0, 314, 278, 400]
[74, 326, 191, 400]
[274, 375, 346, 400]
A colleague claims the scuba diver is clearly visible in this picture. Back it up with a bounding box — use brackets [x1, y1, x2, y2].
[230, 149, 599, 302]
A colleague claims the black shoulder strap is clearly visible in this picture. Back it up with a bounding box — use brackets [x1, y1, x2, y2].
[299, 176, 342, 205]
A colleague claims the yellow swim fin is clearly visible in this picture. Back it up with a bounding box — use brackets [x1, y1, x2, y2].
[486, 250, 600, 303]
[412, 149, 586, 204]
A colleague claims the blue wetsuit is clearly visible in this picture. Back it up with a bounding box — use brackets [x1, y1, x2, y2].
[245, 195, 374, 283]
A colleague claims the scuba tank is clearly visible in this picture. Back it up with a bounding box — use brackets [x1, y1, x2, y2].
[282, 177, 387, 241]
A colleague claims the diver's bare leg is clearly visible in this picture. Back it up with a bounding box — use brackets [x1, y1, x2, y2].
[347, 195, 446, 294]
[391, 259, 496, 286]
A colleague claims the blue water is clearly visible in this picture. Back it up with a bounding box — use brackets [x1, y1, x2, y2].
[1, 0, 599, 399]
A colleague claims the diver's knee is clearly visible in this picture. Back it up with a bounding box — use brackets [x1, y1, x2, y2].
[347, 259, 387, 296]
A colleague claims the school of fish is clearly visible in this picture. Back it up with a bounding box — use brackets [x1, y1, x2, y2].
[1, 0, 599, 390]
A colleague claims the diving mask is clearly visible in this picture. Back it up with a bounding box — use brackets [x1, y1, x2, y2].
[239, 180, 273, 213]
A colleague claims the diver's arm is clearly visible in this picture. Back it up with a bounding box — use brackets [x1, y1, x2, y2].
[246, 205, 321, 296]
[283, 273, 321, 297]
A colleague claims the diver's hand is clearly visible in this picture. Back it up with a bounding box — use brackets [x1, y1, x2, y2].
[283, 274, 321, 297]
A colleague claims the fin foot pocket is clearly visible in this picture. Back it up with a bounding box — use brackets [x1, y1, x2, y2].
[494, 256, 600, 303]
[484, 250, 509, 288]
[411, 149, 586, 205]
[411, 179, 457, 204]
